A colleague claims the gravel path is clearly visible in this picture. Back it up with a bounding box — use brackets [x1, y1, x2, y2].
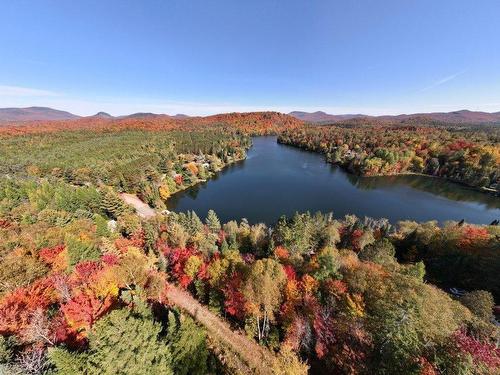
[166, 283, 276, 375]
[120, 193, 157, 218]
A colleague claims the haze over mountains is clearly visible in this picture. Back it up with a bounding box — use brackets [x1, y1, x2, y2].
[289, 111, 365, 123]
[1, 106, 500, 125]
[0, 107, 80, 122]
[0, 107, 190, 123]
[288, 110, 500, 124]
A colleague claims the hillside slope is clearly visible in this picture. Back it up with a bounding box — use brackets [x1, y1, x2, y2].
[0, 111, 304, 135]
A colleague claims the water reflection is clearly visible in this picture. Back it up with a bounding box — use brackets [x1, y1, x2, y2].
[348, 174, 500, 210]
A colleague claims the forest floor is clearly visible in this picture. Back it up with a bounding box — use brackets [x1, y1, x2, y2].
[165, 283, 277, 375]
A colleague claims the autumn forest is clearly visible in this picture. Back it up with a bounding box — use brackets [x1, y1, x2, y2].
[0, 113, 499, 375]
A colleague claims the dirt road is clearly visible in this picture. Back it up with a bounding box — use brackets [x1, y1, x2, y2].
[165, 283, 276, 375]
[120, 193, 157, 218]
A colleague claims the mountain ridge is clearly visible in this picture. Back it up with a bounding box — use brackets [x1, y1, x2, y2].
[2, 106, 500, 125]
[0, 106, 81, 122]
[289, 109, 500, 124]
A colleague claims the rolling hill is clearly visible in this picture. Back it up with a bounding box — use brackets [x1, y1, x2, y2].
[0, 106, 80, 122]
[288, 111, 365, 123]
[289, 109, 500, 124]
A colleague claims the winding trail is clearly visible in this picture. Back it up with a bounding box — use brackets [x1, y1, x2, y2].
[165, 283, 277, 375]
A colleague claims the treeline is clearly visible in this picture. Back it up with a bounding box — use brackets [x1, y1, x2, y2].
[0, 112, 304, 209]
[278, 124, 500, 192]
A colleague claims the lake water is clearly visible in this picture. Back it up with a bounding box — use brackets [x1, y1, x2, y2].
[167, 136, 500, 225]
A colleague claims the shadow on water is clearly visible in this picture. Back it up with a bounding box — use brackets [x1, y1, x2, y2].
[169, 158, 248, 205]
[346, 173, 500, 210]
[168, 136, 500, 224]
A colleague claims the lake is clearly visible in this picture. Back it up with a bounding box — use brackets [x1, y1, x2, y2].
[167, 136, 500, 225]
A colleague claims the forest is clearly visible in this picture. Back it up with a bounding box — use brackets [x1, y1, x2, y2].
[0, 113, 499, 374]
[278, 121, 500, 193]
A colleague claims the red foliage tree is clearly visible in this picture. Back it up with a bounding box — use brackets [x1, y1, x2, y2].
[169, 247, 196, 288]
[222, 273, 246, 319]
[453, 329, 500, 370]
[0, 277, 58, 335]
[0, 219, 12, 229]
[60, 290, 114, 343]
[458, 225, 491, 249]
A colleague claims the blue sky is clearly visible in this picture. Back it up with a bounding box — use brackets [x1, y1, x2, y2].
[1, 0, 499, 116]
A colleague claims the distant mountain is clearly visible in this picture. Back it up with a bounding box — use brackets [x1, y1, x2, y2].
[90, 112, 191, 120]
[378, 110, 500, 124]
[289, 111, 365, 123]
[0, 106, 80, 122]
[92, 111, 114, 119]
[0, 111, 304, 135]
[3, 107, 499, 125]
[289, 110, 500, 124]
[118, 113, 190, 120]
[122, 112, 159, 119]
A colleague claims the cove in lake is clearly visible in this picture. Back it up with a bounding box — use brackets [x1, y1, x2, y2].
[167, 136, 500, 225]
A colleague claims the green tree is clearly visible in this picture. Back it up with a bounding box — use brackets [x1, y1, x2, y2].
[165, 311, 210, 375]
[65, 233, 100, 267]
[460, 290, 494, 321]
[52, 306, 174, 375]
[313, 247, 342, 281]
[359, 238, 396, 266]
[0, 336, 14, 364]
[101, 189, 127, 219]
[205, 209, 221, 233]
[48, 347, 88, 375]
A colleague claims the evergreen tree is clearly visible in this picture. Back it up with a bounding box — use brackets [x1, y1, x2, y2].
[177, 211, 203, 237]
[65, 233, 100, 267]
[460, 290, 494, 321]
[49, 347, 88, 375]
[313, 247, 342, 281]
[101, 189, 127, 219]
[166, 311, 210, 375]
[205, 210, 221, 233]
[50, 306, 173, 374]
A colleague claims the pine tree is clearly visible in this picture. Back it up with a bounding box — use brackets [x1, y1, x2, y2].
[205, 210, 221, 233]
[86, 306, 173, 375]
[66, 233, 100, 267]
[188, 211, 203, 235]
[177, 211, 203, 236]
[220, 239, 229, 255]
[48, 347, 88, 375]
[165, 311, 209, 375]
[101, 189, 126, 219]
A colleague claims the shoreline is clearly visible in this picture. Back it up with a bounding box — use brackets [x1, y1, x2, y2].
[165, 150, 249, 206]
[359, 171, 498, 196]
[277, 139, 499, 197]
